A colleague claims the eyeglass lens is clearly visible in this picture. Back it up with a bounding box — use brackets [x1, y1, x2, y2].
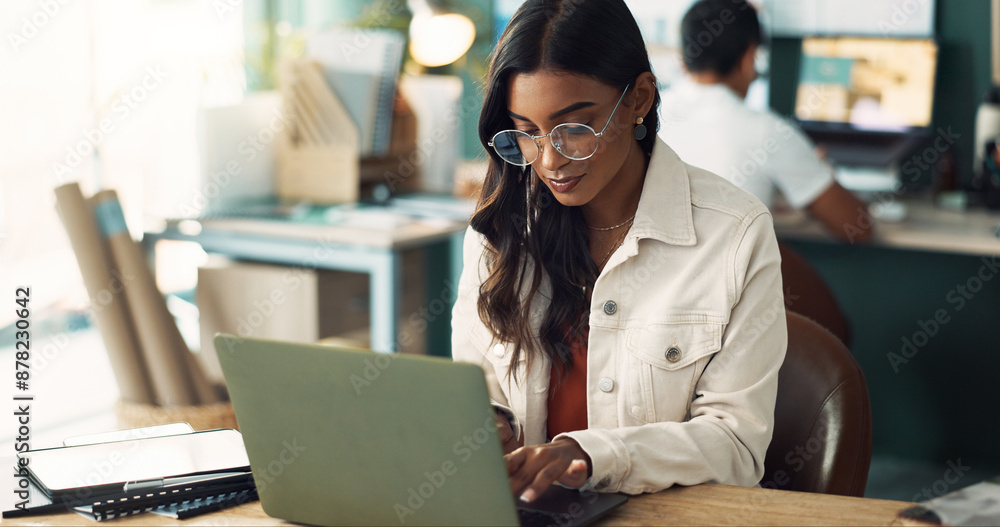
[493, 124, 599, 166]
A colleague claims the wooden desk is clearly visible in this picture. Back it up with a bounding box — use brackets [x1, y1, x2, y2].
[773, 198, 1000, 257]
[2, 484, 913, 526]
[598, 484, 911, 526]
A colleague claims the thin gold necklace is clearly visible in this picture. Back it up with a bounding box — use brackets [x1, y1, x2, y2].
[596, 218, 633, 269]
[587, 215, 635, 231]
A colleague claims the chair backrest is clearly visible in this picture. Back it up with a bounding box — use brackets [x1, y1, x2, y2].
[778, 242, 852, 347]
[762, 311, 872, 497]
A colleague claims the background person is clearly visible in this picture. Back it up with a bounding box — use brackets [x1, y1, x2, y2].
[660, 0, 873, 244]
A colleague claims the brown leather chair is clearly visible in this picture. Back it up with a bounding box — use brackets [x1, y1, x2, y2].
[761, 311, 872, 497]
[778, 242, 852, 347]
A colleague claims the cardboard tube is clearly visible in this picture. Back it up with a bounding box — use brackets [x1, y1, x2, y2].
[54, 183, 156, 404]
[91, 190, 206, 406]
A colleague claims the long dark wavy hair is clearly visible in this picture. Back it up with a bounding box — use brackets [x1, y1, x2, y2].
[472, 0, 660, 382]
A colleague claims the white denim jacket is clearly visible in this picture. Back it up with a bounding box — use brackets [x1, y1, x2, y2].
[451, 139, 787, 495]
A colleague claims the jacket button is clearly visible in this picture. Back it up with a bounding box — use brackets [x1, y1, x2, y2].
[599, 378, 615, 392]
[603, 300, 618, 315]
[596, 477, 611, 489]
[665, 347, 681, 363]
[493, 343, 505, 357]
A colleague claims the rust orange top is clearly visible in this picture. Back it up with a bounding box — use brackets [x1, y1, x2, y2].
[546, 325, 590, 440]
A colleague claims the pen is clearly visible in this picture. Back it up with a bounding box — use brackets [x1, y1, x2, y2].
[123, 471, 253, 492]
[2, 502, 71, 519]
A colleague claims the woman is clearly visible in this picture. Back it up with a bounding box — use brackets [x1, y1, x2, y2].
[451, 0, 786, 502]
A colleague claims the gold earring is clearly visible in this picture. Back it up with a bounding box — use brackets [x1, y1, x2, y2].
[634, 116, 647, 140]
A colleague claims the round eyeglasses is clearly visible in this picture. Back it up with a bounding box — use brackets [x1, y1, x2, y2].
[488, 84, 631, 167]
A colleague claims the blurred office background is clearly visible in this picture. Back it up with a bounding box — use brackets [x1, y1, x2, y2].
[1, 0, 999, 503]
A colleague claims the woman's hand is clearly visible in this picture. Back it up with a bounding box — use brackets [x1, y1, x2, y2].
[504, 438, 591, 503]
[494, 411, 523, 454]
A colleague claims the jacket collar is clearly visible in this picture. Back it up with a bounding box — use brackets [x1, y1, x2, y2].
[629, 137, 697, 246]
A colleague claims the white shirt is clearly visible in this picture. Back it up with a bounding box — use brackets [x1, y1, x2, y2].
[659, 79, 834, 209]
[452, 139, 787, 494]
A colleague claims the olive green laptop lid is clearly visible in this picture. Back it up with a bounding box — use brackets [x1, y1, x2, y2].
[214, 333, 519, 526]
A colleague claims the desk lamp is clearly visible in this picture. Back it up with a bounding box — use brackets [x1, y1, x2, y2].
[407, 0, 476, 68]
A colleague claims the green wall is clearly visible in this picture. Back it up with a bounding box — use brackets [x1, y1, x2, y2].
[788, 241, 1000, 472]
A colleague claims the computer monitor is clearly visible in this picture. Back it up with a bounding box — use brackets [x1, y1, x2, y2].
[767, 0, 936, 37]
[794, 36, 938, 133]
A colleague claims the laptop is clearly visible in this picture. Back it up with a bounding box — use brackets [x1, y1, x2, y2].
[213, 333, 627, 526]
[793, 36, 938, 169]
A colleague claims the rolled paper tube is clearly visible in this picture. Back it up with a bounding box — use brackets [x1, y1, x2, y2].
[91, 189, 203, 406]
[53, 183, 156, 404]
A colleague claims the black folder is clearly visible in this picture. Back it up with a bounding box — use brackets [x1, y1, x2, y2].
[4, 428, 255, 521]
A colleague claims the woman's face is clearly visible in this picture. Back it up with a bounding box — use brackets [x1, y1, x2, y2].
[506, 70, 638, 208]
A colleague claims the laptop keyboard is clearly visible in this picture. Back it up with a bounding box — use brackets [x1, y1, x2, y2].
[821, 141, 902, 166]
[517, 507, 571, 527]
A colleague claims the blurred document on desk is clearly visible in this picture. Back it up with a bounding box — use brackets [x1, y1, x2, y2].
[331, 208, 414, 230]
[181, 204, 465, 249]
[897, 476, 1000, 526]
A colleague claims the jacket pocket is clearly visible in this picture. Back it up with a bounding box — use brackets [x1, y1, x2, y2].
[624, 322, 722, 423]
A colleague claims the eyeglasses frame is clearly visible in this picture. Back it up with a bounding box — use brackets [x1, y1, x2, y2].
[488, 83, 632, 167]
